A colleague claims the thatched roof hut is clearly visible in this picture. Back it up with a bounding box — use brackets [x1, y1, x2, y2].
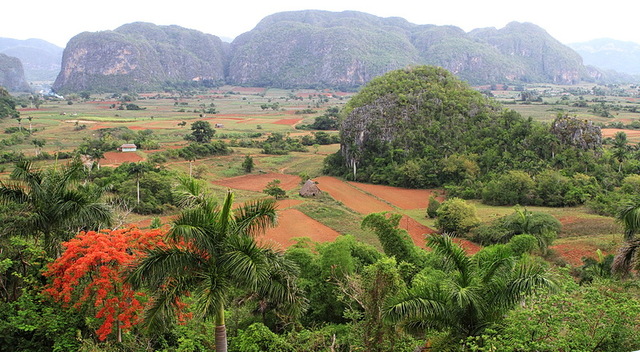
[299, 179, 321, 197]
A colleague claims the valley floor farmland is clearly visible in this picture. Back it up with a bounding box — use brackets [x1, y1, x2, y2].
[1, 84, 630, 264]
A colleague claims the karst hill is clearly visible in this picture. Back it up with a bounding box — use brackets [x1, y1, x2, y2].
[51, 10, 612, 93]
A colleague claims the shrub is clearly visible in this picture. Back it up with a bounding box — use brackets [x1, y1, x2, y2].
[435, 197, 481, 235]
[482, 170, 534, 206]
[426, 196, 440, 218]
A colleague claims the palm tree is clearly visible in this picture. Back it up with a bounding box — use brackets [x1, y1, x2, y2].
[0, 160, 112, 257]
[127, 191, 303, 352]
[613, 199, 640, 275]
[613, 131, 629, 172]
[384, 234, 555, 342]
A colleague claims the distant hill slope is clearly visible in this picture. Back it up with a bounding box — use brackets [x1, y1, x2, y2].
[0, 38, 63, 81]
[53, 10, 621, 92]
[228, 11, 591, 88]
[0, 53, 30, 92]
[52, 22, 227, 93]
[568, 38, 640, 75]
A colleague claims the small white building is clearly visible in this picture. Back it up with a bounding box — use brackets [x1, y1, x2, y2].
[118, 143, 137, 152]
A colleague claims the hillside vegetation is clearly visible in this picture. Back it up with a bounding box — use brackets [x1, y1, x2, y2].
[1, 73, 640, 351]
[52, 10, 633, 94]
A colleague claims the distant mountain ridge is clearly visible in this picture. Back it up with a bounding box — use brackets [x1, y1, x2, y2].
[49, 10, 638, 93]
[227, 11, 592, 88]
[0, 38, 63, 81]
[568, 38, 640, 75]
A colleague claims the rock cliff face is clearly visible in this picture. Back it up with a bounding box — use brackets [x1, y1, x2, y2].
[54, 11, 599, 92]
[0, 53, 30, 92]
[469, 22, 587, 84]
[227, 11, 590, 88]
[228, 11, 418, 89]
[53, 23, 226, 93]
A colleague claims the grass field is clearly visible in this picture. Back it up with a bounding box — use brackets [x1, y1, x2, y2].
[2, 84, 635, 266]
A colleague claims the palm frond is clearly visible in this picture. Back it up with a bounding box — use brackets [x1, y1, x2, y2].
[217, 190, 235, 234]
[169, 207, 219, 250]
[383, 295, 447, 324]
[0, 180, 29, 204]
[504, 257, 557, 305]
[234, 197, 278, 237]
[191, 274, 230, 321]
[448, 282, 485, 314]
[612, 238, 640, 275]
[617, 200, 640, 240]
[127, 247, 207, 291]
[222, 235, 269, 291]
[428, 234, 472, 283]
[174, 175, 212, 208]
[10, 160, 41, 184]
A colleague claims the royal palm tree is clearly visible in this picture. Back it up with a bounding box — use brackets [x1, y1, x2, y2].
[0, 160, 112, 257]
[384, 234, 555, 342]
[127, 191, 303, 352]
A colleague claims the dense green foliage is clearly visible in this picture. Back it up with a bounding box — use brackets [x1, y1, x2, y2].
[185, 121, 215, 143]
[0, 87, 19, 119]
[434, 198, 481, 235]
[466, 273, 640, 351]
[325, 66, 624, 211]
[0, 160, 112, 257]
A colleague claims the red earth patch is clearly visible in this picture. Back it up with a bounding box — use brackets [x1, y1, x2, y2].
[315, 176, 394, 214]
[101, 151, 143, 166]
[213, 173, 301, 192]
[348, 182, 444, 210]
[261, 208, 341, 248]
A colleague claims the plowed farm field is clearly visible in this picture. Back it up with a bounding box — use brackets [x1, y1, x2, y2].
[213, 173, 301, 192]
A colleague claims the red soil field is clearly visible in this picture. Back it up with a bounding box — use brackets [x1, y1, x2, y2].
[276, 198, 304, 209]
[213, 173, 301, 192]
[101, 151, 143, 165]
[348, 182, 443, 210]
[204, 115, 245, 120]
[602, 128, 640, 138]
[550, 243, 604, 267]
[261, 208, 341, 248]
[315, 176, 394, 214]
[273, 118, 303, 125]
[398, 215, 481, 254]
[398, 215, 436, 247]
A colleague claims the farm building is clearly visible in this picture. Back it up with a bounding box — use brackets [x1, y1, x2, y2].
[118, 143, 137, 152]
[299, 179, 322, 197]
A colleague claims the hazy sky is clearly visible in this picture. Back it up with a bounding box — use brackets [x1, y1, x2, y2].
[3, 0, 637, 47]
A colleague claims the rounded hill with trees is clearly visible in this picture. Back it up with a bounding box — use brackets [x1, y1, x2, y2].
[325, 65, 602, 199]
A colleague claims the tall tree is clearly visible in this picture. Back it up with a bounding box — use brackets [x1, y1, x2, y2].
[613, 131, 629, 172]
[0, 160, 112, 257]
[44, 228, 167, 342]
[188, 120, 215, 143]
[127, 191, 303, 352]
